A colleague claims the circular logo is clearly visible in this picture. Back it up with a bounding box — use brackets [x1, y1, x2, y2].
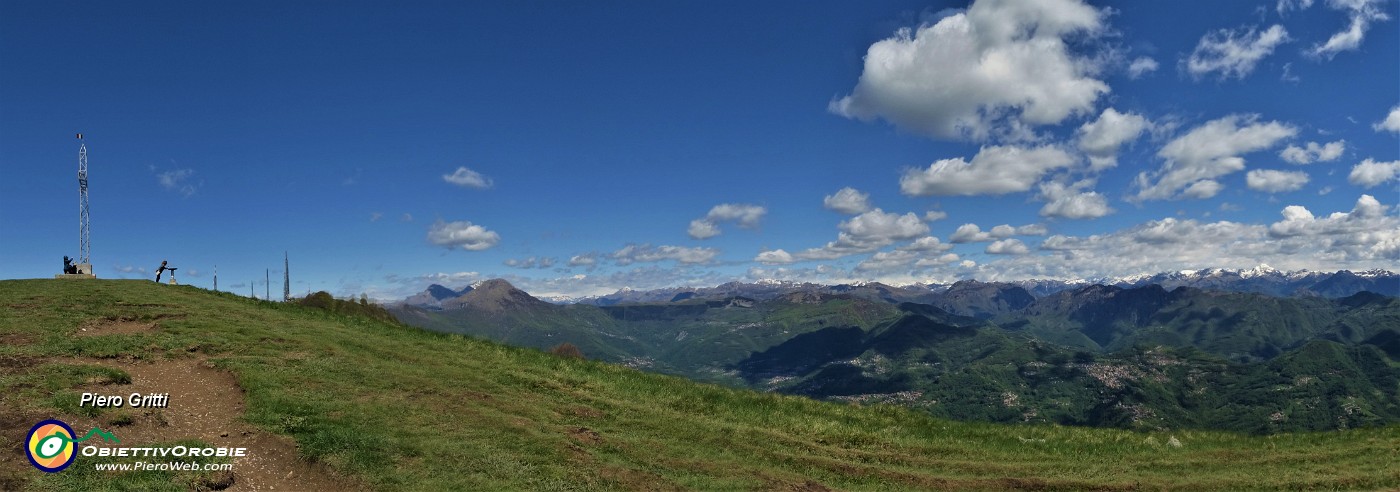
[26, 420, 77, 473]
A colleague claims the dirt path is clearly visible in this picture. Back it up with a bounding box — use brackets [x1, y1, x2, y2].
[63, 357, 353, 491]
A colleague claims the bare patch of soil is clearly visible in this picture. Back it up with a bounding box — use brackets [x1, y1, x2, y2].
[61, 357, 354, 491]
[567, 426, 602, 445]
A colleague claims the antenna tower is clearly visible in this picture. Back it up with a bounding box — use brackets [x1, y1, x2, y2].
[77, 134, 91, 265]
[283, 252, 290, 301]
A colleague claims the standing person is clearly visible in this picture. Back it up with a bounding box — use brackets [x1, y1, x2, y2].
[155, 260, 173, 283]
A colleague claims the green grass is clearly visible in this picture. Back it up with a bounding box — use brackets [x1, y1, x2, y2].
[3, 279, 1398, 490]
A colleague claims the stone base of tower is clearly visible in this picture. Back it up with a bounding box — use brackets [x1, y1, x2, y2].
[55, 263, 96, 279]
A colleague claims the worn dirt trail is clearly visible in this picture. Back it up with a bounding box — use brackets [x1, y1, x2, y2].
[64, 356, 354, 491]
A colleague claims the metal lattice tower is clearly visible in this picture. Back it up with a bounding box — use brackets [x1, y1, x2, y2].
[76, 134, 91, 265]
[283, 252, 290, 301]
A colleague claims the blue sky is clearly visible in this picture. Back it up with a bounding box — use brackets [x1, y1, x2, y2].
[2, 0, 1397, 300]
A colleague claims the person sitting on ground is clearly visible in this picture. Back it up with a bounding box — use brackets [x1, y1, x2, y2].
[155, 260, 177, 283]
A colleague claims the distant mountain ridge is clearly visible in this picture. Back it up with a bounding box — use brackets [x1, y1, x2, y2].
[506, 266, 1396, 307]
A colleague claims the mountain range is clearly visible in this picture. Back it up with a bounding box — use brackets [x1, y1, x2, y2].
[387, 267, 1400, 434]
[517, 266, 1396, 306]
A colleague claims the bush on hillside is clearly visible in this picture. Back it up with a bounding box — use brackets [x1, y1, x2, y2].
[298, 291, 397, 323]
[549, 342, 584, 359]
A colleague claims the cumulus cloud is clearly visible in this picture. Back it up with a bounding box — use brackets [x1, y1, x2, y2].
[950, 223, 1046, 243]
[1133, 114, 1297, 201]
[687, 220, 722, 240]
[829, 0, 1108, 141]
[442, 167, 493, 189]
[994, 194, 1398, 281]
[852, 237, 956, 273]
[1038, 180, 1114, 219]
[1279, 140, 1346, 164]
[923, 210, 949, 222]
[900, 236, 953, 252]
[1246, 169, 1310, 193]
[1268, 195, 1395, 250]
[1376, 105, 1400, 133]
[504, 256, 556, 269]
[1348, 159, 1400, 187]
[1185, 24, 1290, 80]
[1077, 108, 1150, 170]
[1182, 180, 1225, 199]
[856, 249, 960, 273]
[901, 145, 1076, 196]
[754, 209, 929, 263]
[986, 238, 1031, 255]
[823, 187, 872, 214]
[688, 203, 767, 240]
[568, 253, 599, 268]
[1306, 0, 1391, 59]
[1127, 57, 1159, 79]
[613, 244, 719, 265]
[427, 220, 501, 251]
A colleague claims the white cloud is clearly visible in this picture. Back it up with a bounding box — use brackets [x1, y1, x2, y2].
[852, 237, 956, 273]
[1268, 195, 1396, 251]
[829, 0, 1108, 141]
[427, 220, 501, 251]
[1307, 0, 1391, 59]
[1127, 57, 1159, 79]
[1277, 0, 1315, 14]
[504, 257, 556, 269]
[1279, 140, 1346, 164]
[900, 236, 953, 252]
[1038, 180, 1114, 219]
[1077, 108, 1150, 170]
[754, 249, 796, 265]
[568, 253, 599, 269]
[753, 209, 929, 263]
[687, 220, 721, 240]
[442, 167, 493, 189]
[1182, 180, 1225, 199]
[613, 244, 719, 265]
[923, 210, 949, 222]
[1246, 169, 1310, 193]
[156, 169, 197, 197]
[984, 195, 1397, 281]
[901, 145, 1076, 196]
[950, 222, 1045, 243]
[840, 209, 930, 241]
[986, 238, 1031, 255]
[823, 187, 872, 214]
[1133, 114, 1297, 201]
[688, 203, 767, 240]
[1185, 24, 1290, 80]
[370, 212, 383, 222]
[1376, 105, 1400, 133]
[1348, 159, 1400, 187]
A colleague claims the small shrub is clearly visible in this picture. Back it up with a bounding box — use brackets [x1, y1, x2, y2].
[549, 343, 584, 359]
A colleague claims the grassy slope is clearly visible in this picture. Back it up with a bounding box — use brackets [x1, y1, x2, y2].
[1, 279, 1397, 490]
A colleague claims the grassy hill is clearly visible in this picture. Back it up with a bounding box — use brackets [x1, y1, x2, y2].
[3, 279, 1398, 490]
